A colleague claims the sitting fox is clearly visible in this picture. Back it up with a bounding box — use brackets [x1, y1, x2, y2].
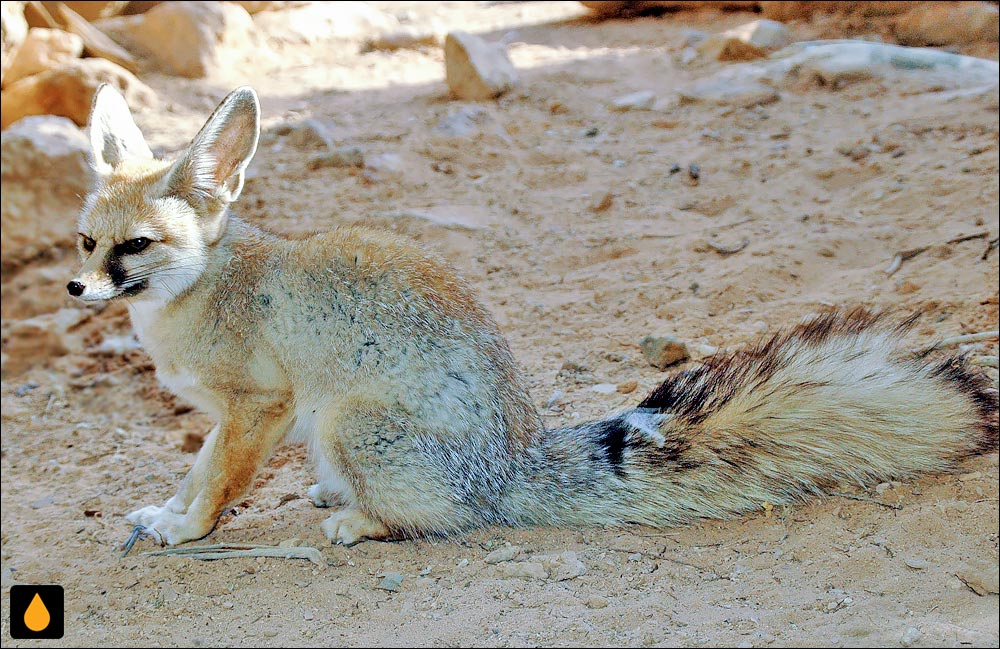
[68, 85, 998, 547]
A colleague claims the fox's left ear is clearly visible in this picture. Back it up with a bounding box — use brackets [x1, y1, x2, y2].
[88, 84, 153, 175]
[166, 86, 260, 205]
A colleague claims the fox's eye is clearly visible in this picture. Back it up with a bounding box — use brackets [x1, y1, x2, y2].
[80, 235, 96, 252]
[120, 237, 151, 255]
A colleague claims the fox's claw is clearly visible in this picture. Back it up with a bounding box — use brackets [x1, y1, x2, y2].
[120, 524, 162, 556]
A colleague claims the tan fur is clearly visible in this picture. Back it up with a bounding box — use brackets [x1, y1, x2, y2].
[71, 86, 998, 547]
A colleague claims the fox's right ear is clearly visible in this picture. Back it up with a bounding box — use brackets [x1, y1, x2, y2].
[88, 84, 152, 176]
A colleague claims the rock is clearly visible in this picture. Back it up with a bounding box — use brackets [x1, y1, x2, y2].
[1, 1, 28, 85]
[125, 1, 268, 78]
[900, 627, 922, 647]
[433, 105, 510, 142]
[584, 594, 610, 609]
[307, 146, 365, 169]
[539, 551, 587, 582]
[0, 116, 91, 268]
[696, 34, 767, 62]
[722, 19, 792, 51]
[676, 78, 779, 107]
[617, 380, 638, 394]
[484, 546, 520, 564]
[640, 335, 690, 370]
[277, 537, 303, 547]
[498, 561, 547, 580]
[894, 2, 999, 47]
[903, 557, 930, 570]
[235, 1, 312, 14]
[284, 118, 335, 149]
[592, 383, 618, 394]
[610, 90, 656, 111]
[955, 563, 1000, 596]
[376, 572, 404, 592]
[0, 56, 154, 128]
[4, 27, 83, 87]
[1, 308, 89, 376]
[254, 2, 398, 44]
[365, 25, 441, 52]
[364, 152, 403, 181]
[444, 31, 519, 101]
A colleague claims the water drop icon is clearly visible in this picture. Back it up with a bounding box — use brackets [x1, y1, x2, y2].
[24, 592, 50, 632]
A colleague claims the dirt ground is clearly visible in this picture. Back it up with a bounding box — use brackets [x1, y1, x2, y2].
[2, 1, 998, 646]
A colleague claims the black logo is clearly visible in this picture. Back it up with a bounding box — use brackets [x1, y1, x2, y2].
[9, 584, 64, 639]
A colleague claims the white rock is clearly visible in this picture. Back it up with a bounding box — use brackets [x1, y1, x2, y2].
[484, 546, 520, 564]
[592, 383, 618, 394]
[900, 627, 922, 647]
[1, 1, 27, 86]
[676, 78, 779, 107]
[127, 1, 269, 78]
[723, 19, 792, 51]
[498, 561, 547, 580]
[539, 551, 587, 582]
[255, 2, 398, 44]
[0, 116, 92, 267]
[0, 56, 155, 129]
[4, 27, 82, 87]
[444, 31, 519, 101]
[611, 90, 656, 111]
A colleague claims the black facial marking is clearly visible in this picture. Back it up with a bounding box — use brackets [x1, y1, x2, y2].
[105, 252, 127, 287]
[122, 279, 148, 297]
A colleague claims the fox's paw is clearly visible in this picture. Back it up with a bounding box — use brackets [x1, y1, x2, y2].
[126, 508, 209, 546]
[307, 483, 348, 508]
[126, 504, 165, 527]
[321, 509, 391, 546]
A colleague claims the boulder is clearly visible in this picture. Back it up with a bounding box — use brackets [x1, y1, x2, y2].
[0, 116, 92, 269]
[444, 31, 519, 101]
[895, 2, 999, 46]
[0, 56, 154, 128]
[124, 1, 268, 78]
[723, 19, 792, 50]
[3, 27, 83, 87]
[1, 1, 28, 85]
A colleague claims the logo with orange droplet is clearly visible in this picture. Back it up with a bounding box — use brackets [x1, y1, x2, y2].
[9, 585, 63, 639]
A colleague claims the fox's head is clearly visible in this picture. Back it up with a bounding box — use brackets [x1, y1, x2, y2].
[68, 85, 261, 304]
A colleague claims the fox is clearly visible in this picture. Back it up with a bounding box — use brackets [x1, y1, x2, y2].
[68, 84, 998, 548]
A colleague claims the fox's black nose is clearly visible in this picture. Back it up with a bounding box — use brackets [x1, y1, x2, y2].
[67, 281, 85, 297]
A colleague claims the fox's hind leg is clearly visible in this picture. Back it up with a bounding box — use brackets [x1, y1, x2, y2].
[307, 452, 355, 508]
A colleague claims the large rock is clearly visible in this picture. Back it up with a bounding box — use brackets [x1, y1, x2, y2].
[895, 2, 999, 46]
[0, 116, 92, 269]
[254, 2, 398, 43]
[723, 19, 792, 50]
[3, 27, 83, 87]
[1, 1, 28, 85]
[444, 31, 519, 101]
[0, 56, 154, 128]
[125, 1, 268, 77]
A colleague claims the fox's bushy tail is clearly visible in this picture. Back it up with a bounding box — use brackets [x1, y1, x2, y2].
[503, 309, 998, 527]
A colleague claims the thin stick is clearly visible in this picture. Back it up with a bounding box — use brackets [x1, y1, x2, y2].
[145, 543, 326, 567]
[885, 246, 929, 276]
[830, 492, 903, 510]
[932, 331, 999, 349]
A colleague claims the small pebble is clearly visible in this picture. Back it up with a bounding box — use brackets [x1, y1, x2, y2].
[900, 626, 922, 647]
[617, 380, 638, 394]
[377, 572, 404, 592]
[484, 546, 520, 564]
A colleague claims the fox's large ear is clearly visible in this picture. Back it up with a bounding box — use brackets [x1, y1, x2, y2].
[165, 86, 260, 205]
[88, 84, 153, 175]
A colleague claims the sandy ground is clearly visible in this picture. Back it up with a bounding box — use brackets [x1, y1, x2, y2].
[2, 2, 998, 646]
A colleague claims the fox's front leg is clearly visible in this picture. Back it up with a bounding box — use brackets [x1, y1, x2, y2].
[127, 397, 291, 545]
